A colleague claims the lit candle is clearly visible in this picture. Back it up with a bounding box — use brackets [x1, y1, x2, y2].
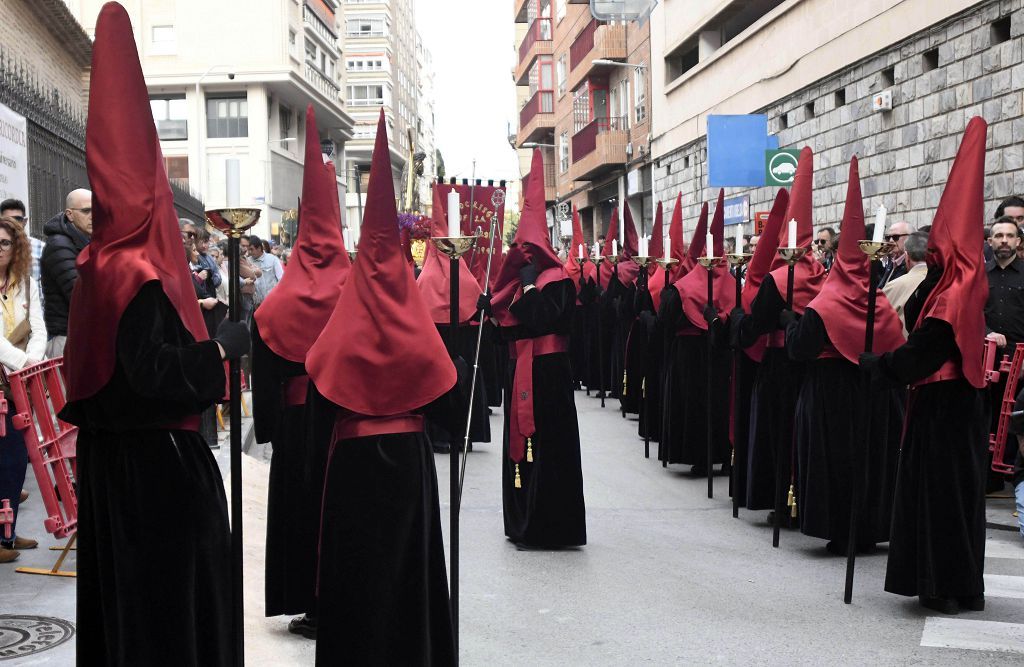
[612, 239, 618, 257]
[873, 205, 886, 242]
[664, 236, 670, 261]
[578, 243, 584, 260]
[343, 228, 352, 249]
[788, 219, 797, 249]
[735, 223, 744, 254]
[706, 232, 714, 258]
[447, 190, 460, 238]
[593, 241, 600, 258]
[640, 235, 648, 257]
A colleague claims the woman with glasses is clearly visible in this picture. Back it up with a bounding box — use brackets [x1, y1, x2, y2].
[0, 216, 46, 564]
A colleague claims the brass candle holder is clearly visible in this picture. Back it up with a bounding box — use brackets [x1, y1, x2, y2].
[655, 258, 679, 270]
[857, 240, 896, 261]
[575, 256, 589, 268]
[347, 250, 358, 262]
[726, 253, 753, 268]
[605, 255, 621, 267]
[697, 255, 724, 269]
[589, 255, 606, 266]
[777, 246, 809, 266]
[431, 235, 477, 259]
[205, 208, 261, 238]
[632, 255, 652, 268]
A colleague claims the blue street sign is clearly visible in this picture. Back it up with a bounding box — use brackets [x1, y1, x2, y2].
[722, 195, 749, 227]
[707, 115, 779, 187]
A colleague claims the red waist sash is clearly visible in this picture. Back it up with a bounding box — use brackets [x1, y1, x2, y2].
[284, 375, 309, 407]
[508, 333, 568, 463]
[912, 358, 963, 387]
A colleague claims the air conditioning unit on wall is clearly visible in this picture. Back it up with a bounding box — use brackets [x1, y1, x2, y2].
[872, 89, 893, 112]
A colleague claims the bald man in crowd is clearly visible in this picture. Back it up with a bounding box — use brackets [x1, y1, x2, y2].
[41, 188, 93, 357]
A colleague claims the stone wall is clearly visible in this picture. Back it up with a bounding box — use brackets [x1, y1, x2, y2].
[653, 0, 1024, 236]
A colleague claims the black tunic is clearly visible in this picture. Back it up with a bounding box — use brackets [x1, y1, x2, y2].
[61, 282, 231, 666]
[578, 277, 602, 393]
[501, 279, 587, 547]
[251, 320, 322, 618]
[602, 270, 632, 400]
[786, 308, 901, 547]
[735, 276, 804, 511]
[426, 324, 491, 446]
[480, 321, 504, 408]
[620, 280, 648, 416]
[730, 352, 758, 507]
[875, 319, 988, 599]
[635, 287, 664, 443]
[657, 286, 732, 468]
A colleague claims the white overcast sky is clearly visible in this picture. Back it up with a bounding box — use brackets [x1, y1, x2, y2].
[415, 1, 522, 189]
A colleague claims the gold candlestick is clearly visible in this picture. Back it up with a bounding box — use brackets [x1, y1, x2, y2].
[697, 255, 723, 269]
[431, 236, 477, 259]
[655, 258, 679, 270]
[857, 240, 896, 261]
[632, 255, 652, 268]
[777, 246, 809, 266]
[726, 253, 753, 268]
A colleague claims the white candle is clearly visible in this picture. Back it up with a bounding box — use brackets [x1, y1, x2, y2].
[706, 232, 714, 258]
[664, 236, 670, 261]
[735, 224, 744, 254]
[447, 190, 460, 238]
[343, 228, 352, 249]
[578, 243, 584, 260]
[640, 235, 648, 257]
[873, 205, 886, 242]
[788, 219, 797, 249]
[612, 239, 618, 256]
[593, 241, 600, 257]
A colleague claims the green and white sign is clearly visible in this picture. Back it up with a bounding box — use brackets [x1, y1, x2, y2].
[765, 149, 800, 186]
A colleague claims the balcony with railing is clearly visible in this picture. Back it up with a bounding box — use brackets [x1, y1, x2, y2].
[515, 18, 553, 83]
[517, 90, 554, 144]
[304, 4, 339, 52]
[567, 20, 627, 92]
[521, 153, 557, 202]
[304, 62, 341, 103]
[570, 116, 628, 182]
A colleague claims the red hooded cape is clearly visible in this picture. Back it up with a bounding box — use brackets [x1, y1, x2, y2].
[806, 157, 905, 363]
[767, 147, 827, 313]
[599, 208, 619, 290]
[680, 201, 709, 278]
[254, 105, 352, 363]
[65, 2, 210, 402]
[305, 110, 456, 415]
[646, 202, 667, 310]
[416, 186, 482, 324]
[915, 116, 988, 389]
[614, 202, 641, 287]
[564, 204, 596, 286]
[675, 190, 736, 330]
[740, 189, 790, 362]
[491, 149, 569, 327]
[667, 193, 687, 282]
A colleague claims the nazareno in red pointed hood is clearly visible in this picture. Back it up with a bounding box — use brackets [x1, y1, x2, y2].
[646, 202, 668, 310]
[806, 157, 905, 363]
[914, 116, 988, 389]
[305, 110, 456, 415]
[674, 189, 736, 331]
[740, 188, 789, 362]
[65, 2, 209, 402]
[767, 146, 827, 313]
[564, 204, 596, 286]
[254, 105, 351, 363]
[667, 193, 687, 281]
[491, 149, 568, 326]
[416, 185, 482, 324]
[598, 207, 619, 290]
[680, 201, 709, 277]
[615, 202, 641, 286]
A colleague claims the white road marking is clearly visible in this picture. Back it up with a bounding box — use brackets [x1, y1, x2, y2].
[984, 574, 1024, 599]
[986, 539, 1024, 560]
[921, 618, 1024, 654]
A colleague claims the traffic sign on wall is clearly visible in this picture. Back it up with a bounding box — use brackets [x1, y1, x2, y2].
[765, 149, 801, 186]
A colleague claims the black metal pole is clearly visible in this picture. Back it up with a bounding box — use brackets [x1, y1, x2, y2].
[642, 267, 651, 459]
[773, 262, 797, 548]
[448, 255, 460, 661]
[228, 234, 244, 666]
[596, 262, 606, 408]
[580, 271, 590, 396]
[732, 267, 744, 518]
[844, 263, 878, 604]
[705, 266, 715, 499]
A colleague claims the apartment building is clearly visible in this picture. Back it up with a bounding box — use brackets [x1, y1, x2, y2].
[650, 0, 1024, 236]
[513, 0, 654, 245]
[70, 0, 355, 241]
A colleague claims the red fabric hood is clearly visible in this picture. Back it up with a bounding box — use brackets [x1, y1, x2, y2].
[564, 204, 596, 285]
[416, 186, 482, 324]
[305, 110, 456, 414]
[254, 105, 352, 363]
[807, 157, 906, 363]
[740, 189, 789, 362]
[66, 2, 209, 402]
[675, 190, 736, 330]
[916, 116, 988, 388]
[667, 193, 688, 282]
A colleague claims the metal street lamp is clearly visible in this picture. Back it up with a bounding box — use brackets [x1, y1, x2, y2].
[591, 59, 648, 70]
[521, 141, 556, 148]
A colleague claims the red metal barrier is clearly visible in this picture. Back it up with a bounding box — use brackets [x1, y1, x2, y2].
[8, 358, 78, 539]
[986, 341, 1021, 476]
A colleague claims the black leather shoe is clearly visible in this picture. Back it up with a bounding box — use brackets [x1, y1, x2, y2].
[919, 595, 959, 615]
[287, 614, 317, 639]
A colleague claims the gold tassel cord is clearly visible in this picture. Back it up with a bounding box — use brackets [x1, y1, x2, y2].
[622, 371, 628, 397]
[514, 464, 522, 489]
[526, 437, 533, 463]
[788, 484, 798, 519]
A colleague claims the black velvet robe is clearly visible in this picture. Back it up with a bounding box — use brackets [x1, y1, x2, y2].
[730, 352, 758, 507]
[875, 318, 988, 599]
[426, 324, 491, 446]
[735, 276, 804, 512]
[500, 279, 587, 547]
[657, 286, 732, 468]
[251, 320, 323, 618]
[602, 270, 632, 401]
[60, 282, 231, 666]
[620, 280, 647, 416]
[315, 384, 465, 666]
[578, 277, 602, 393]
[635, 286, 664, 444]
[786, 308, 901, 547]
[481, 321, 504, 408]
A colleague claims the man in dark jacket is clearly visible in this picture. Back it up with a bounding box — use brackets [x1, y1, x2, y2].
[41, 188, 92, 357]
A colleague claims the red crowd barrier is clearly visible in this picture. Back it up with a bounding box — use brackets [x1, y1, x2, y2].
[985, 340, 1022, 476]
[8, 358, 78, 540]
